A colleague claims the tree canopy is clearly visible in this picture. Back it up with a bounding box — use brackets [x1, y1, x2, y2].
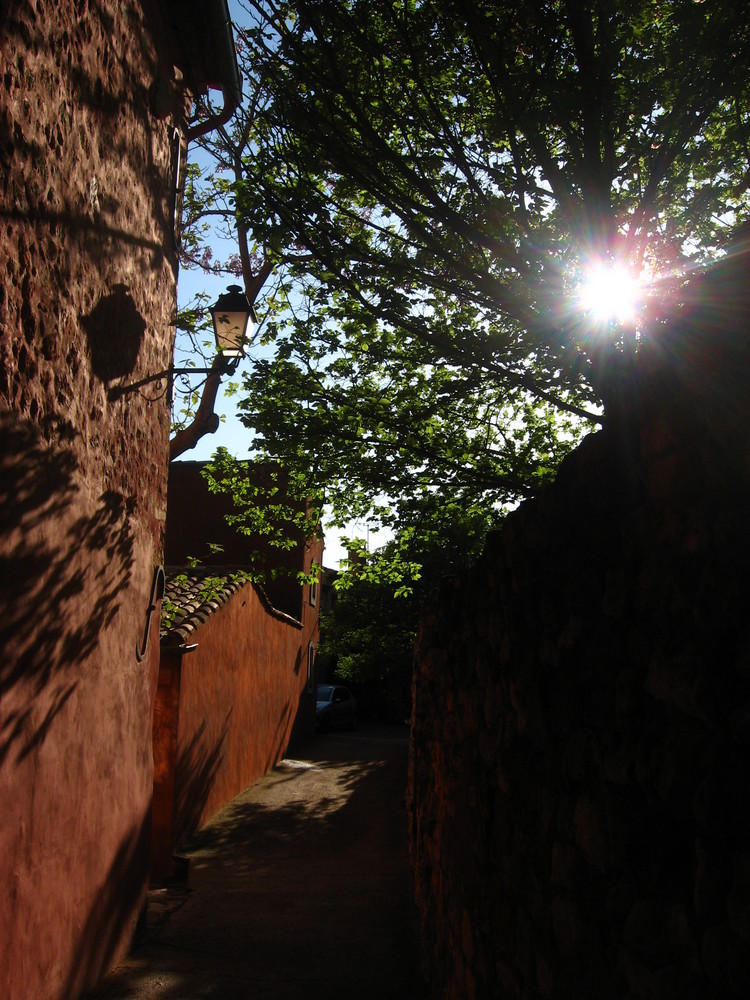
[318, 550, 419, 692]
[186, 0, 750, 586]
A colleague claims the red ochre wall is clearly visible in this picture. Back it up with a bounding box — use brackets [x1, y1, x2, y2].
[152, 575, 321, 877]
[1, 2, 178, 997]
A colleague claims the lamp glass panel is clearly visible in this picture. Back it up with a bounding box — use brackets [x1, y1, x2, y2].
[212, 310, 249, 357]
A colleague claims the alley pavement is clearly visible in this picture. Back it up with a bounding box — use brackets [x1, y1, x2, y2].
[87, 724, 424, 1000]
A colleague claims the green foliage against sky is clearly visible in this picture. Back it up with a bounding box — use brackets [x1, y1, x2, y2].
[185, 0, 750, 587]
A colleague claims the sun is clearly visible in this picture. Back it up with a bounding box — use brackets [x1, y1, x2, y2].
[577, 261, 643, 325]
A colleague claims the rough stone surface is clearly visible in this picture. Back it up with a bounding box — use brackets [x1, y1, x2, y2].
[1, 2, 179, 997]
[409, 250, 750, 999]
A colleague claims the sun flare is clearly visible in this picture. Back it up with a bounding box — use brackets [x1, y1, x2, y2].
[577, 262, 643, 325]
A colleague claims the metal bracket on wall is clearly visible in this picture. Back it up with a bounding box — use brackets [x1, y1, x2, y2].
[136, 565, 166, 662]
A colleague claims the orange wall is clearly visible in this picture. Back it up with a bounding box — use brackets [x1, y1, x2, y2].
[151, 659, 182, 879]
[166, 460, 316, 619]
[1, 2, 177, 996]
[152, 574, 320, 876]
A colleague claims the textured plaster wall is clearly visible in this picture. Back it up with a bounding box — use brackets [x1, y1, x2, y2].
[0, 1, 177, 996]
[154, 459, 324, 874]
[409, 253, 750, 999]
[152, 573, 321, 876]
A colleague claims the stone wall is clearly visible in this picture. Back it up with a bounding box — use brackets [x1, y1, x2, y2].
[1, 2, 178, 996]
[409, 252, 750, 999]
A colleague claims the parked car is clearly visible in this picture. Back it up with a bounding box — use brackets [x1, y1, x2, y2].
[316, 684, 359, 731]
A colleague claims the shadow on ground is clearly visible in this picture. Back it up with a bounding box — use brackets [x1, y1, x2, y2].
[87, 725, 423, 1000]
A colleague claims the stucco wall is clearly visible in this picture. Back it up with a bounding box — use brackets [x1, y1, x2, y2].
[1, 2, 178, 996]
[409, 253, 750, 998]
[152, 576, 320, 876]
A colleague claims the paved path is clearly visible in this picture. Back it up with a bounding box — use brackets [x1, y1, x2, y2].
[87, 725, 424, 999]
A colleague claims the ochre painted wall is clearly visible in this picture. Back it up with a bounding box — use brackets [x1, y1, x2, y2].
[151, 659, 182, 880]
[152, 575, 321, 877]
[166, 460, 317, 620]
[0, 2, 178, 996]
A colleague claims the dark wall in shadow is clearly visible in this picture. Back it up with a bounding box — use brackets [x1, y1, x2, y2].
[0, 412, 134, 766]
[61, 810, 151, 1000]
[173, 715, 230, 849]
[410, 249, 750, 999]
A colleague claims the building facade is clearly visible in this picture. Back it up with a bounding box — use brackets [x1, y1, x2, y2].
[0, 2, 239, 996]
[152, 460, 323, 877]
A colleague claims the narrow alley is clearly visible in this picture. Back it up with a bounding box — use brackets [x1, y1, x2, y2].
[86, 725, 423, 1000]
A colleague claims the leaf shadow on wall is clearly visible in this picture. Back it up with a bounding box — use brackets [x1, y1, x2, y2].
[0, 412, 135, 766]
[1, 3, 175, 279]
[172, 714, 231, 851]
[62, 809, 151, 1000]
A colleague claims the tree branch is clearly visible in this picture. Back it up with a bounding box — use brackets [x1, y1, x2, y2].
[169, 355, 232, 461]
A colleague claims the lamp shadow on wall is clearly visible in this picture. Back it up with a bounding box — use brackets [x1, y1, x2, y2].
[82, 285, 147, 384]
[0, 412, 135, 766]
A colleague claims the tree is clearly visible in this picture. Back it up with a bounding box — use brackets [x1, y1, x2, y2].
[318, 562, 419, 720]
[195, 1, 750, 586]
[169, 71, 275, 461]
[318, 505, 491, 693]
[318, 515, 486, 715]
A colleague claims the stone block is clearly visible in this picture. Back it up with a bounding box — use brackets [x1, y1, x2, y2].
[693, 839, 729, 924]
[550, 896, 580, 955]
[728, 702, 750, 745]
[702, 923, 750, 998]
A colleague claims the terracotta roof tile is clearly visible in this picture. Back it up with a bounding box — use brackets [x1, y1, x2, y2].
[161, 566, 302, 647]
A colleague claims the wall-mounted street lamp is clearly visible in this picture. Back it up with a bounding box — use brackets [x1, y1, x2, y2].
[210, 284, 258, 357]
[110, 285, 257, 399]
